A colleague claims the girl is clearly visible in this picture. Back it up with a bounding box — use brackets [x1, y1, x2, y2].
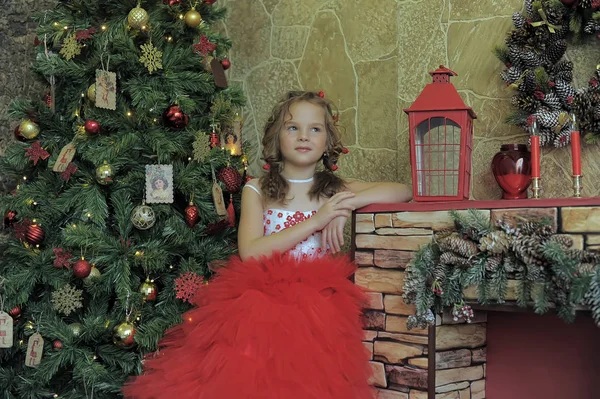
[123, 91, 412, 399]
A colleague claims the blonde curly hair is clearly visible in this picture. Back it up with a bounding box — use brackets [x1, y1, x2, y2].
[260, 91, 346, 204]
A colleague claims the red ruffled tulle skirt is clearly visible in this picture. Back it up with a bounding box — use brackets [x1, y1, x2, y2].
[123, 253, 374, 399]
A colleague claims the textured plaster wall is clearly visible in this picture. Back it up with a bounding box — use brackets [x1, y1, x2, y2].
[220, 0, 600, 200]
[3, 1, 600, 199]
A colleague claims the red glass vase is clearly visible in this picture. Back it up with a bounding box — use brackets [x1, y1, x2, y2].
[491, 144, 532, 200]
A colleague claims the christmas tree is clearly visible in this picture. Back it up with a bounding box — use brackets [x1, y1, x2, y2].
[0, 0, 247, 396]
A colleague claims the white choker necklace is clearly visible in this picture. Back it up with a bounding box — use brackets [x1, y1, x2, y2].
[286, 177, 314, 183]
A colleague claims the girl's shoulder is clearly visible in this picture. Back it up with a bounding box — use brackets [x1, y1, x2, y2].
[243, 178, 262, 197]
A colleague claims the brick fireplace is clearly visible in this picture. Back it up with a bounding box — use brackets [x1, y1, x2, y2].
[352, 198, 600, 399]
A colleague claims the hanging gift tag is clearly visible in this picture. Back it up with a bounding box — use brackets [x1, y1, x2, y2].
[25, 332, 44, 368]
[210, 58, 228, 88]
[95, 69, 117, 110]
[0, 311, 13, 348]
[52, 142, 76, 172]
[212, 182, 227, 216]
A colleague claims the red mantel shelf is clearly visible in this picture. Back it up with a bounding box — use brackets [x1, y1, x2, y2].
[357, 196, 600, 213]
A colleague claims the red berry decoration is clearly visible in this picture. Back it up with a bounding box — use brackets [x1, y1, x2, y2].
[163, 105, 189, 129]
[244, 174, 255, 184]
[163, 0, 181, 4]
[84, 120, 101, 134]
[205, 0, 216, 4]
[25, 223, 45, 245]
[9, 306, 21, 318]
[221, 58, 231, 70]
[53, 339, 63, 349]
[73, 258, 92, 278]
[13, 125, 26, 142]
[4, 210, 17, 228]
[217, 166, 243, 193]
[185, 202, 200, 228]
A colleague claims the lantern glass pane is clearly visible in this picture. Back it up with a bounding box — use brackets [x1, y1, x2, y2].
[415, 118, 461, 197]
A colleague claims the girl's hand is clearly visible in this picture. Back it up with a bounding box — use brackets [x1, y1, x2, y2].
[312, 191, 355, 231]
[321, 215, 348, 254]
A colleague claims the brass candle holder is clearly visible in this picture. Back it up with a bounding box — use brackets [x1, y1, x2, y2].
[531, 177, 541, 199]
[572, 175, 583, 198]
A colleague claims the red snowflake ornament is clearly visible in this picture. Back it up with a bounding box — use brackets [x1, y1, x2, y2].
[60, 163, 78, 181]
[25, 141, 50, 165]
[53, 248, 73, 269]
[75, 27, 96, 41]
[174, 271, 204, 304]
[193, 35, 217, 56]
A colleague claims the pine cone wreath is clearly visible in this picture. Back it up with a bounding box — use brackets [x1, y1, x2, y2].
[479, 230, 512, 254]
[439, 252, 472, 269]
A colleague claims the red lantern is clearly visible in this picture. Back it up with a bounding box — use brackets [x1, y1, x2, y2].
[403, 65, 477, 202]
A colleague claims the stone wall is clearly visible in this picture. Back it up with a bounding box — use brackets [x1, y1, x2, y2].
[218, 0, 600, 199]
[354, 201, 600, 398]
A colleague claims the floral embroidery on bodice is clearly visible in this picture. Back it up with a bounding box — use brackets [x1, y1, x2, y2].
[263, 209, 325, 260]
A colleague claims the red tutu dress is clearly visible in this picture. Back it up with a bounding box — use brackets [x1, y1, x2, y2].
[123, 209, 374, 399]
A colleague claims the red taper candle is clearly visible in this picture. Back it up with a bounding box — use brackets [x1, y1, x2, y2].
[571, 130, 582, 176]
[529, 116, 540, 178]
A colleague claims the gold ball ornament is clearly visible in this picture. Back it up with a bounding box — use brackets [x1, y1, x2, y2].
[19, 119, 40, 139]
[87, 84, 96, 102]
[139, 278, 158, 301]
[95, 161, 114, 185]
[131, 204, 156, 230]
[84, 266, 101, 284]
[69, 322, 84, 337]
[128, 6, 149, 29]
[113, 321, 136, 347]
[184, 9, 202, 28]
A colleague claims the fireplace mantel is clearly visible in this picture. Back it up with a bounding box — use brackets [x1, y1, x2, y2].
[352, 197, 600, 399]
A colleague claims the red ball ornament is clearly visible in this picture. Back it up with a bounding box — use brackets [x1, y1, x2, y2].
[185, 202, 200, 228]
[25, 224, 45, 245]
[4, 210, 17, 228]
[13, 125, 26, 142]
[217, 166, 243, 193]
[53, 339, 63, 349]
[163, 105, 189, 129]
[163, 0, 181, 4]
[221, 58, 231, 70]
[205, 0, 216, 4]
[73, 258, 92, 278]
[84, 120, 101, 134]
[9, 306, 21, 318]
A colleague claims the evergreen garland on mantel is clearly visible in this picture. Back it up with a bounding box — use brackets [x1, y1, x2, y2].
[402, 209, 600, 329]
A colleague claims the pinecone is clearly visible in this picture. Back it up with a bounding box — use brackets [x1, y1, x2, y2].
[512, 235, 547, 267]
[581, 0, 593, 8]
[555, 80, 575, 104]
[501, 66, 522, 84]
[217, 166, 243, 192]
[512, 94, 536, 112]
[548, 234, 573, 249]
[519, 71, 537, 93]
[486, 255, 503, 271]
[593, 105, 600, 120]
[439, 233, 479, 258]
[553, 60, 573, 75]
[542, 2, 564, 25]
[553, 125, 571, 147]
[567, 249, 600, 264]
[543, 92, 562, 111]
[521, 51, 542, 68]
[508, 28, 532, 46]
[539, 128, 555, 147]
[433, 262, 449, 282]
[535, 108, 560, 128]
[407, 310, 435, 331]
[525, 0, 534, 17]
[519, 221, 554, 237]
[544, 40, 567, 65]
[512, 12, 527, 29]
[479, 230, 512, 254]
[555, 70, 573, 82]
[439, 252, 472, 269]
[584, 21, 600, 34]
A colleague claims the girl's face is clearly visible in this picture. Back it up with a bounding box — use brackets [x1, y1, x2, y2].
[154, 179, 164, 190]
[279, 101, 328, 169]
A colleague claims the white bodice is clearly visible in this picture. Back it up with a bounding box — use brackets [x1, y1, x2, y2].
[263, 209, 325, 260]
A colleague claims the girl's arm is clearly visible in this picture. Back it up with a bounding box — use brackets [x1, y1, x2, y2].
[344, 180, 412, 208]
[237, 183, 355, 261]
